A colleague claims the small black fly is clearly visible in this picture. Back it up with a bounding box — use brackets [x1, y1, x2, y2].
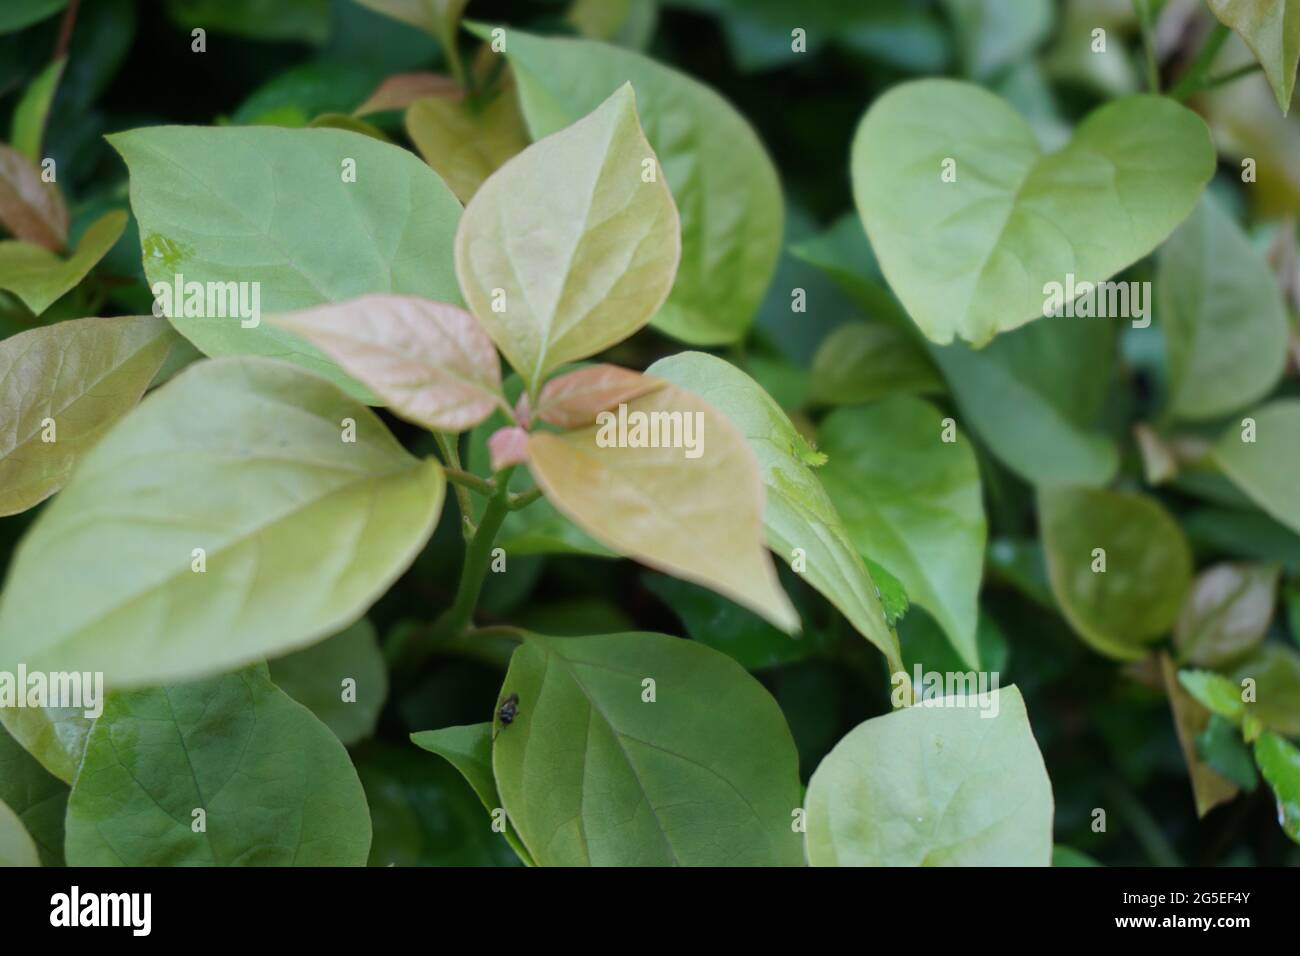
[494, 693, 520, 739]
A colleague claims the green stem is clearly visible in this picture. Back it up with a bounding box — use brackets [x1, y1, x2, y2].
[443, 465, 496, 498]
[1171, 23, 1231, 100]
[1201, 61, 1264, 92]
[1132, 0, 1161, 93]
[508, 486, 544, 511]
[433, 432, 476, 541]
[439, 466, 514, 639]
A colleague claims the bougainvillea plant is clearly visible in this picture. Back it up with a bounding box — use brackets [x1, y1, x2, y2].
[0, 0, 1297, 869]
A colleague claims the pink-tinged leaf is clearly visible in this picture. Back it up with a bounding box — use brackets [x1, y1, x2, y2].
[354, 72, 460, 116]
[535, 364, 664, 429]
[270, 294, 506, 432]
[527, 382, 799, 632]
[0, 144, 67, 251]
[489, 426, 530, 471]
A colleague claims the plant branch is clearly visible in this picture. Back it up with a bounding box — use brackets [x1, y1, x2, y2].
[443, 465, 496, 498]
[53, 0, 80, 61]
[1171, 23, 1231, 100]
[439, 466, 514, 638]
[1132, 0, 1161, 93]
[507, 486, 543, 511]
[434, 432, 479, 540]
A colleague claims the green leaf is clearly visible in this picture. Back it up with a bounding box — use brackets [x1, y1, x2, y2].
[0, 0, 66, 34]
[1052, 845, 1101, 866]
[818, 396, 985, 670]
[455, 83, 678, 392]
[269, 619, 387, 746]
[0, 315, 176, 517]
[805, 685, 1053, 865]
[406, 88, 528, 203]
[0, 796, 39, 867]
[354, 0, 467, 54]
[471, 24, 782, 346]
[269, 294, 506, 432]
[0, 356, 446, 688]
[65, 665, 371, 865]
[0, 210, 126, 315]
[1157, 193, 1289, 421]
[808, 322, 943, 407]
[1208, 0, 1300, 113]
[1179, 669, 1248, 723]
[1230, 643, 1300, 737]
[1175, 563, 1280, 668]
[929, 318, 1118, 486]
[164, 0, 331, 44]
[11, 56, 64, 163]
[1255, 731, 1300, 844]
[409, 722, 533, 864]
[942, 0, 1052, 79]
[852, 80, 1213, 345]
[1197, 715, 1258, 791]
[492, 632, 804, 866]
[1039, 486, 1193, 660]
[1161, 653, 1240, 818]
[0, 721, 67, 865]
[0, 706, 92, 786]
[109, 125, 462, 399]
[647, 352, 901, 669]
[1213, 400, 1300, 536]
[356, 741, 521, 867]
[527, 379, 799, 632]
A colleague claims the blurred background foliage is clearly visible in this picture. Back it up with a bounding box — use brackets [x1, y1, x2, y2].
[2, 0, 1298, 866]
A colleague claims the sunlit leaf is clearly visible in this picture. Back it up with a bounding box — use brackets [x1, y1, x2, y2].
[0, 210, 125, 315]
[1213, 400, 1300, 536]
[0, 356, 446, 688]
[270, 294, 505, 432]
[0, 721, 67, 864]
[852, 80, 1213, 345]
[0, 796, 38, 867]
[527, 380, 798, 632]
[1255, 731, 1300, 844]
[805, 685, 1053, 865]
[534, 363, 661, 429]
[406, 88, 528, 203]
[455, 84, 679, 392]
[1208, 0, 1300, 113]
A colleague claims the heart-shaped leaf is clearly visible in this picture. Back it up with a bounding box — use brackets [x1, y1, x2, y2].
[809, 321, 943, 407]
[0, 722, 67, 864]
[0, 356, 446, 689]
[270, 294, 506, 432]
[818, 395, 986, 669]
[1157, 193, 1289, 421]
[492, 632, 804, 866]
[1039, 486, 1193, 659]
[0, 210, 125, 316]
[648, 351, 903, 670]
[455, 83, 679, 392]
[1209, 0, 1300, 113]
[0, 315, 177, 517]
[805, 685, 1053, 865]
[65, 665, 372, 866]
[852, 80, 1214, 345]
[473, 25, 782, 346]
[527, 379, 798, 633]
[109, 126, 463, 398]
[0, 144, 66, 251]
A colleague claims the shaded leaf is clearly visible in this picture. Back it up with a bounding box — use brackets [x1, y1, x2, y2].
[0, 797, 38, 867]
[492, 632, 804, 865]
[11, 57, 64, 163]
[1230, 643, 1300, 737]
[1175, 562, 1280, 668]
[1039, 486, 1192, 659]
[355, 72, 459, 116]
[808, 322, 943, 407]
[406, 88, 528, 203]
[1161, 652, 1239, 818]
[0, 144, 66, 251]
[1208, 0, 1300, 113]
[65, 665, 371, 865]
[0, 721, 67, 865]
[1213, 400, 1300, 536]
[269, 619, 387, 746]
